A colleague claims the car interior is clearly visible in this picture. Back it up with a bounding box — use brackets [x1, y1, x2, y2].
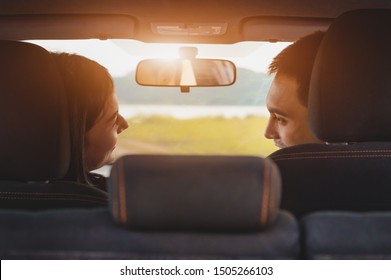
[1, 0, 391, 260]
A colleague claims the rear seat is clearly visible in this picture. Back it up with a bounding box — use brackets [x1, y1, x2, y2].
[0, 155, 300, 259]
[108, 155, 299, 259]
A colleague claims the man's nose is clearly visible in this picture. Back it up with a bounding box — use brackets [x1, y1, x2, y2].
[264, 118, 278, 140]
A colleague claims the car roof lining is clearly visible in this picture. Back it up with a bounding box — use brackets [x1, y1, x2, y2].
[0, 15, 135, 41]
[242, 17, 331, 42]
[0, 14, 331, 43]
[2, 0, 389, 18]
[0, 0, 390, 43]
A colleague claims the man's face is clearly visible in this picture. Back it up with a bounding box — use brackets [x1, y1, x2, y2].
[264, 74, 321, 149]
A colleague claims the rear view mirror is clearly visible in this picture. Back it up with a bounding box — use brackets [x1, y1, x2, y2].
[136, 58, 236, 88]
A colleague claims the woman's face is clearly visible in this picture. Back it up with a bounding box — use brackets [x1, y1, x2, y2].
[84, 92, 128, 171]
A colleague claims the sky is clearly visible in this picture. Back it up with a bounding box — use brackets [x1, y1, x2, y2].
[28, 39, 290, 77]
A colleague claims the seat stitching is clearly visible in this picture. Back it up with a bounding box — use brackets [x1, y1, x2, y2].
[0, 196, 106, 203]
[0, 196, 107, 204]
[0, 191, 107, 201]
[272, 154, 391, 161]
[0, 193, 107, 203]
[270, 150, 391, 160]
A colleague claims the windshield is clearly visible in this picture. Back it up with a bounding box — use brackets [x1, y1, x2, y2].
[28, 39, 291, 166]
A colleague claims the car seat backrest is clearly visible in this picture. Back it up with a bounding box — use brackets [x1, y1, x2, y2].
[0, 40, 107, 209]
[297, 10, 391, 259]
[309, 9, 391, 142]
[0, 40, 70, 181]
[0, 155, 300, 260]
[268, 9, 391, 218]
[269, 142, 391, 217]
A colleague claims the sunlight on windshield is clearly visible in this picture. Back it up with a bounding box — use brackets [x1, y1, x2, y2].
[29, 39, 290, 77]
[28, 39, 291, 160]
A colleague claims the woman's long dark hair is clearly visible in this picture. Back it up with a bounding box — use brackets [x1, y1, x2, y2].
[52, 53, 114, 185]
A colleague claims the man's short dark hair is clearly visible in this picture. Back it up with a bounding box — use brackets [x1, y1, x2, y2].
[268, 31, 325, 106]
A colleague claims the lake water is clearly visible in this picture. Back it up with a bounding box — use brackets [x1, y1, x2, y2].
[119, 104, 268, 119]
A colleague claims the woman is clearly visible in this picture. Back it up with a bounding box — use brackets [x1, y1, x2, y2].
[52, 53, 128, 190]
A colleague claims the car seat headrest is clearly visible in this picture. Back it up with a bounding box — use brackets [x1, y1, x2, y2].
[0, 40, 70, 181]
[109, 155, 281, 231]
[309, 9, 391, 142]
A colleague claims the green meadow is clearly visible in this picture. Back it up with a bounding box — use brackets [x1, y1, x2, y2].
[116, 115, 277, 158]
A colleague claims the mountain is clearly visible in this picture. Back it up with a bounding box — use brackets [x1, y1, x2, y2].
[114, 68, 272, 106]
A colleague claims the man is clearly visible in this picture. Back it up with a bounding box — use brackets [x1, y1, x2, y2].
[264, 31, 324, 148]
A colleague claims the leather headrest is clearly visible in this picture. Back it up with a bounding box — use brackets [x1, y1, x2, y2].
[0, 40, 70, 181]
[109, 155, 281, 231]
[309, 9, 391, 142]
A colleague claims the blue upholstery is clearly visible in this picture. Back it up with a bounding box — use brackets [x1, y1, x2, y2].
[302, 212, 391, 259]
[0, 208, 299, 259]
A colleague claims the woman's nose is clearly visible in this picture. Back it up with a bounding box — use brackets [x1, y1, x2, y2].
[117, 114, 129, 134]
